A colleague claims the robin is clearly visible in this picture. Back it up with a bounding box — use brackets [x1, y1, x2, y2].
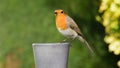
[54, 9, 94, 54]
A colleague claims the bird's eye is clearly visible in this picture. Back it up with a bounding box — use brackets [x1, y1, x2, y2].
[54, 12, 57, 14]
[61, 11, 64, 13]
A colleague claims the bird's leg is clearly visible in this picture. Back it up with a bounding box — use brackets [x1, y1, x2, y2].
[68, 38, 76, 47]
[60, 39, 68, 43]
[69, 38, 75, 43]
[63, 39, 67, 42]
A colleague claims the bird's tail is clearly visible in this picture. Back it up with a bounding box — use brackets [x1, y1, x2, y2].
[77, 36, 95, 54]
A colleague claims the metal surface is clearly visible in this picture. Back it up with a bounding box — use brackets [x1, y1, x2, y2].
[32, 43, 70, 68]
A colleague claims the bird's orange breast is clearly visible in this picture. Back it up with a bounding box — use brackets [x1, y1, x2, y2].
[56, 14, 67, 30]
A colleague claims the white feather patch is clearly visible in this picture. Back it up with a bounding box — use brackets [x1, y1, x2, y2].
[58, 28, 78, 39]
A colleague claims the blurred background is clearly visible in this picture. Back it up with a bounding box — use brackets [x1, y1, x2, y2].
[0, 0, 120, 68]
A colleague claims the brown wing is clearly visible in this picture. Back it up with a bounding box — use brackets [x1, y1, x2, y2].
[66, 15, 83, 37]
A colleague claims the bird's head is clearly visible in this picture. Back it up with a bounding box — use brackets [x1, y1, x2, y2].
[54, 9, 65, 16]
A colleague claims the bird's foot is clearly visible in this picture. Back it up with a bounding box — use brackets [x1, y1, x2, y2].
[60, 39, 67, 43]
[60, 39, 73, 47]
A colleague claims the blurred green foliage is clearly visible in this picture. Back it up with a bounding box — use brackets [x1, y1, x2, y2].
[0, 0, 119, 68]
